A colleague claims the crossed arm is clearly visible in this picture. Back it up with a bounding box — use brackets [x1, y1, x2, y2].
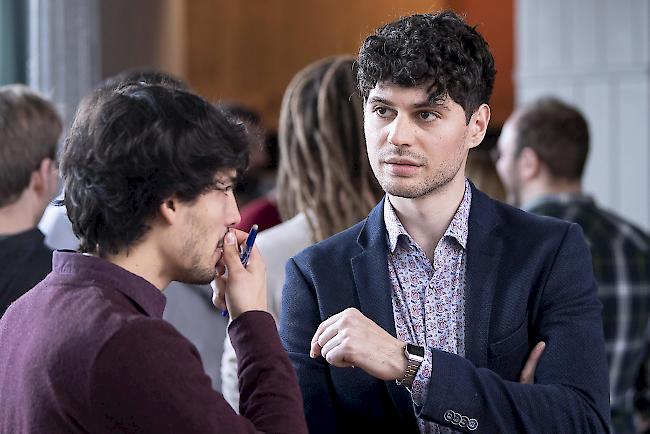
[310, 307, 545, 384]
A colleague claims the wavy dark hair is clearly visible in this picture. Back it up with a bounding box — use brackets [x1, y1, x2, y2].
[59, 83, 249, 256]
[357, 10, 496, 123]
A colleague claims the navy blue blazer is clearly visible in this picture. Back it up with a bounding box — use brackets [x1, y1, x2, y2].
[280, 185, 611, 433]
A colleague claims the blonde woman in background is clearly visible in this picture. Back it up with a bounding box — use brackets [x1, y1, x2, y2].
[221, 55, 383, 410]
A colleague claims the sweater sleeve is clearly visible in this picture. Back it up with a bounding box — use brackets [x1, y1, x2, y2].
[88, 311, 307, 434]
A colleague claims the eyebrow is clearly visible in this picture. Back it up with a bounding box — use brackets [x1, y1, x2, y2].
[367, 96, 450, 110]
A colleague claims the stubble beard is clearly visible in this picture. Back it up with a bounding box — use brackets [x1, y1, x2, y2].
[374, 146, 467, 199]
[177, 214, 219, 285]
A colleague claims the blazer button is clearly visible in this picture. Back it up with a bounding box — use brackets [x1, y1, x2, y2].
[444, 410, 454, 422]
[468, 418, 478, 431]
[452, 412, 461, 425]
[459, 415, 469, 428]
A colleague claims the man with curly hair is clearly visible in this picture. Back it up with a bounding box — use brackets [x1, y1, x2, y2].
[280, 11, 610, 433]
[0, 82, 307, 433]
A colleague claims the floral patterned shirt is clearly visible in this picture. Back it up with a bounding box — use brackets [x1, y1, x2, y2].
[384, 180, 471, 434]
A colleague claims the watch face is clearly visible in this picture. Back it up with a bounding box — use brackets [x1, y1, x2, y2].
[407, 343, 425, 358]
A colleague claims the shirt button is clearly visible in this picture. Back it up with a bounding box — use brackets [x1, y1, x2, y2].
[443, 410, 454, 422]
[468, 418, 478, 430]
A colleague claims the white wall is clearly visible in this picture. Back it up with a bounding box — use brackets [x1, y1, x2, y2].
[28, 0, 101, 126]
[515, 0, 650, 231]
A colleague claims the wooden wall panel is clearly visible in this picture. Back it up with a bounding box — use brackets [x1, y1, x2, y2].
[184, 0, 513, 129]
[101, 0, 186, 79]
[453, 0, 515, 125]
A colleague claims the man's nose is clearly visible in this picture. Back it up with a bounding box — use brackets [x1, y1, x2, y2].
[226, 194, 241, 227]
[387, 113, 415, 147]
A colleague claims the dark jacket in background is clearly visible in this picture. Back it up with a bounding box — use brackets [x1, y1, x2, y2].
[0, 228, 52, 317]
[0, 251, 307, 433]
[528, 194, 650, 434]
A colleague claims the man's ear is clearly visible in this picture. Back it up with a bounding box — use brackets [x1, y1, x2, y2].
[32, 158, 57, 197]
[517, 147, 542, 181]
[467, 103, 491, 149]
[159, 197, 178, 225]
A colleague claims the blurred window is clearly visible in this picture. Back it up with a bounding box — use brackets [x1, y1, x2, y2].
[0, 0, 27, 84]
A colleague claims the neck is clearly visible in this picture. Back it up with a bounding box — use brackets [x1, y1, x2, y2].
[520, 177, 582, 206]
[0, 193, 40, 236]
[388, 175, 466, 260]
[103, 240, 171, 291]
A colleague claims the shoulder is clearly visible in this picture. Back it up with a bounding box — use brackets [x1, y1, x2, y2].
[292, 218, 367, 268]
[472, 191, 576, 245]
[256, 213, 313, 255]
[497, 199, 573, 238]
[589, 206, 650, 251]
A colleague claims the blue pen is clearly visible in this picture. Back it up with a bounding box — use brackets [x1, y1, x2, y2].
[221, 224, 258, 317]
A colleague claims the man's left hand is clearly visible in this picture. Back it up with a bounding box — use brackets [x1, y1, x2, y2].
[310, 308, 407, 381]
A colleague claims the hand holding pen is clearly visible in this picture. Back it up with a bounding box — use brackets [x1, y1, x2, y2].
[212, 225, 267, 320]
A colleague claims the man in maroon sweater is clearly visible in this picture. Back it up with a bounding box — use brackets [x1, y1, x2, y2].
[0, 80, 307, 433]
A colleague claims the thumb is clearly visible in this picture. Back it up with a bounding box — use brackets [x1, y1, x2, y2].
[221, 230, 244, 273]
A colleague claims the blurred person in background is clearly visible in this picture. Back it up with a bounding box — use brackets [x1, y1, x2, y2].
[216, 102, 282, 233]
[0, 84, 61, 316]
[221, 55, 383, 410]
[496, 96, 650, 434]
[0, 81, 307, 433]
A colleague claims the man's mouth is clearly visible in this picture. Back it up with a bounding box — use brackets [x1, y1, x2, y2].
[384, 157, 422, 166]
[383, 157, 423, 176]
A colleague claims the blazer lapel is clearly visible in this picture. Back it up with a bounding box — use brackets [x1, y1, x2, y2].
[351, 201, 395, 336]
[464, 185, 503, 367]
[351, 199, 417, 428]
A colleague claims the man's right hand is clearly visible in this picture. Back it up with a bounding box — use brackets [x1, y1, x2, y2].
[213, 229, 267, 320]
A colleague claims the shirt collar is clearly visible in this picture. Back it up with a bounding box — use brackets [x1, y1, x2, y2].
[383, 179, 472, 253]
[51, 250, 166, 318]
[521, 192, 594, 212]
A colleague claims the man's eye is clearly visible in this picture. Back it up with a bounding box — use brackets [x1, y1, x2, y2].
[418, 111, 439, 121]
[373, 106, 391, 117]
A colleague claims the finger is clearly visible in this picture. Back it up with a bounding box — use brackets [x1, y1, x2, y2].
[230, 228, 250, 244]
[211, 278, 227, 310]
[310, 312, 346, 356]
[320, 329, 347, 359]
[215, 259, 226, 277]
[519, 341, 546, 384]
[242, 245, 264, 272]
[311, 321, 343, 358]
[317, 320, 345, 349]
[221, 230, 245, 273]
[324, 344, 355, 368]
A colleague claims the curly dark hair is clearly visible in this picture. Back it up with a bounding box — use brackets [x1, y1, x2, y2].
[357, 10, 496, 123]
[59, 83, 249, 256]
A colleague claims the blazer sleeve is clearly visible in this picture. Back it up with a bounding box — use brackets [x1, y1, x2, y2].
[418, 223, 611, 433]
[280, 258, 340, 434]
